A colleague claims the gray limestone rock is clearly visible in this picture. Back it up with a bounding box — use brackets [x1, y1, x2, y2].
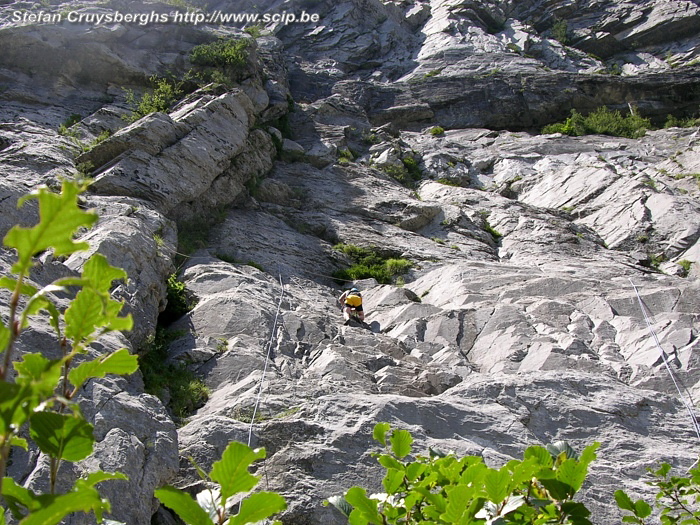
[1, 1, 700, 524]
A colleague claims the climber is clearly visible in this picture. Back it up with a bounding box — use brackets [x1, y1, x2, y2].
[339, 287, 365, 324]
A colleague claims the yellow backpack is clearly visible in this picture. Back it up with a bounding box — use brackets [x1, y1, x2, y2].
[345, 292, 362, 307]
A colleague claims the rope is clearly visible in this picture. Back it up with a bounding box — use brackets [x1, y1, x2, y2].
[629, 279, 700, 439]
[247, 270, 286, 447]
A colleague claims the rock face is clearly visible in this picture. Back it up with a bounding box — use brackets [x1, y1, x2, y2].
[1, 0, 700, 524]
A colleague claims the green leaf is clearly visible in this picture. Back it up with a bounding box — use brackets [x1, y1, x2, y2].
[227, 492, 287, 525]
[383, 468, 404, 494]
[0, 322, 10, 354]
[2, 477, 41, 517]
[377, 454, 404, 471]
[4, 181, 97, 275]
[390, 429, 413, 459]
[29, 412, 94, 461]
[634, 499, 653, 518]
[560, 501, 592, 525]
[6, 354, 63, 429]
[68, 348, 139, 391]
[373, 422, 391, 446]
[79, 471, 128, 488]
[10, 436, 28, 449]
[0, 382, 24, 435]
[0, 276, 38, 296]
[539, 478, 575, 501]
[209, 442, 266, 503]
[405, 461, 427, 482]
[484, 467, 511, 504]
[556, 458, 588, 493]
[615, 490, 636, 512]
[524, 445, 554, 468]
[20, 487, 110, 525]
[155, 485, 215, 525]
[345, 487, 383, 524]
[80, 252, 128, 291]
[547, 441, 578, 462]
[14, 353, 63, 394]
[440, 484, 473, 522]
[578, 442, 600, 467]
[64, 254, 132, 345]
[348, 509, 370, 525]
[326, 495, 354, 518]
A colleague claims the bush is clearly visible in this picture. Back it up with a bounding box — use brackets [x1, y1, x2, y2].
[332, 243, 412, 284]
[678, 259, 693, 277]
[551, 18, 569, 45]
[159, 273, 195, 325]
[429, 126, 445, 136]
[0, 180, 138, 522]
[188, 37, 250, 86]
[664, 114, 700, 128]
[542, 107, 651, 138]
[190, 38, 249, 68]
[327, 423, 600, 525]
[379, 158, 423, 188]
[124, 75, 183, 122]
[156, 441, 286, 525]
[616, 461, 700, 524]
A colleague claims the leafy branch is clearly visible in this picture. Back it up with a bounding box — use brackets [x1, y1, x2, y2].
[0, 180, 137, 524]
[155, 441, 286, 525]
[327, 423, 599, 525]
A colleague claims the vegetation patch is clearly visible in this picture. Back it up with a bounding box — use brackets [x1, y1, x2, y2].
[483, 218, 503, 242]
[124, 75, 183, 123]
[337, 148, 355, 164]
[139, 327, 209, 420]
[542, 107, 652, 139]
[332, 243, 412, 284]
[665, 114, 700, 128]
[550, 18, 569, 44]
[436, 177, 461, 187]
[429, 125, 445, 136]
[379, 157, 423, 188]
[58, 113, 82, 136]
[678, 259, 693, 277]
[674, 173, 700, 188]
[160, 273, 196, 325]
[188, 37, 251, 86]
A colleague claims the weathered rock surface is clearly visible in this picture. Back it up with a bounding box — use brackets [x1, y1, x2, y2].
[1, 0, 700, 524]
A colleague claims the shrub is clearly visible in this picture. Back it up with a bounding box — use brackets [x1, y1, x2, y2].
[542, 107, 651, 139]
[327, 423, 600, 524]
[402, 156, 422, 180]
[379, 158, 422, 188]
[160, 273, 195, 325]
[338, 148, 355, 164]
[436, 177, 461, 187]
[190, 37, 249, 68]
[665, 114, 700, 128]
[58, 113, 82, 136]
[551, 18, 569, 45]
[678, 259, 693, 277]
[156, 441, 286, 525]
[429, 126, 445, 136]
[332, 243, 412, 284]
[124, 75, 183, 122]
[616, 461, 700, 524]
[188, 37, 250, 86]
[0, 180, 138, 522]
